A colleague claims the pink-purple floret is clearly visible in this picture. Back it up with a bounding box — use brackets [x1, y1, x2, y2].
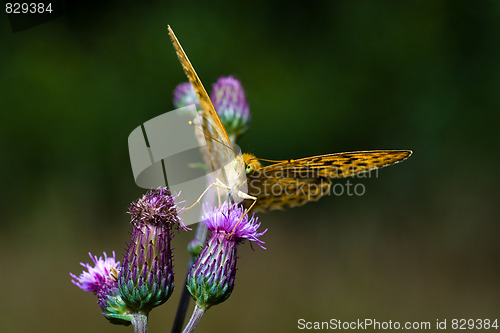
[70, 251, 119, 293]
[202, 202, 267, 248]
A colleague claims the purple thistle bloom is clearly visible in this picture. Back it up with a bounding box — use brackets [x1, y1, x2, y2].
[119, 187, 187, 313]
[210, 76, 251, 140]
[71, 251, 119, 293]
[173, 82, 200, 110]
[70, 252, 132, 325]
[202, 202, 266, 247]
[173, 77, 251, 142]
[186, 203, 266, 311]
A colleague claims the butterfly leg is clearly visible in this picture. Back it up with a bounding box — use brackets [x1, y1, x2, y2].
[180, 178, 232, 213]
[227, 191, 258, 237]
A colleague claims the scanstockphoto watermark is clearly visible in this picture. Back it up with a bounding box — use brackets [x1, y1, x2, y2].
[297, 318, 500, 331]
[297, 318, 432, 330]
[249, 162, 381, 179]
[247, 168, 380, 199]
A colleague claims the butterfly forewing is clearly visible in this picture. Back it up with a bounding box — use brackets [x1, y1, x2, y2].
[246, 150, 412, 212]
[265, 150, 412, 179]
[168, 26, 248, 206]
[168, 26, 233, 157]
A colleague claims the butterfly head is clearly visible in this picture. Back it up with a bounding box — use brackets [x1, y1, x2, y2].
[242, 153, 261, 174]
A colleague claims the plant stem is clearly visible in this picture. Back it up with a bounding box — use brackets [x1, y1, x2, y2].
[182, 304, 205, 333]
[131, 312, 148, 333]
[171, 222, 208, 333]
[171, 257, 193, 333]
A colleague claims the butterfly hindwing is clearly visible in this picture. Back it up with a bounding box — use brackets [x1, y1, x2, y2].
[246, 175, 332, 212]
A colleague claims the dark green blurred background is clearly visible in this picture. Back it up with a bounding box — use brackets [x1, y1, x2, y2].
[2, 1, 500, 332]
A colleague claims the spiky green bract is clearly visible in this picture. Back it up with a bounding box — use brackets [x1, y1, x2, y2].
[187, 233, 237, 310]
[119, 187, 187, 314]
[186, 203, 266, 311]
[119, 224, 173, 313]
[99, 285, 133, 325]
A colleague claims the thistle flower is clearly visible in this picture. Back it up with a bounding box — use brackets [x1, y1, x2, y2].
[173, 82, 200, 110]
[183, 203, 266, 333]
[119, 187, 187, 315]
[70, 252, 132, 325]
[173, 76, 251, 141]
[211, 76, 251, 141]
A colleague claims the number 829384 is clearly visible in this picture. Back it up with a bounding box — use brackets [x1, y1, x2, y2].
[451, 319, 498, 330]
[5, 3, 53, 14]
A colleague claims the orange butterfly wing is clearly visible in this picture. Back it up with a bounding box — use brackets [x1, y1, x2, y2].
[246, 150, 412, 212]
[167, 26, 232, 154]
[168, 26, 247, 207]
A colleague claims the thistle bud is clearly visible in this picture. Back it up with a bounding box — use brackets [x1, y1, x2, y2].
[211, 76, 251, 141]
[187, 238, 204, 259]
[173, 82, 200, 110]
[187, 203, 266, 310]
[119, 187, 187, 313]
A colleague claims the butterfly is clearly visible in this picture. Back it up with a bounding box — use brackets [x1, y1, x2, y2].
[167, 26, 412, 213]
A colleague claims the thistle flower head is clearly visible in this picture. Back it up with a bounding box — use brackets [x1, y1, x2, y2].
[211, 76, 251, 140]
[203, 202, 267, 248]
[120, 187, 186, 313]
[71, 251, 119, 293]
[173, 76, 251, 142]
[128, 187, 187, 230]
[173, 82, 200, 110]
[187, 203, 267, 310]
[70, 252, 132, 325]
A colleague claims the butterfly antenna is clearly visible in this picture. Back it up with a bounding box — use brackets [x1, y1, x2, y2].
[256, 157, 292, 163]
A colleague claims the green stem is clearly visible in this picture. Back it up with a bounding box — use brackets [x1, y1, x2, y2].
[182, 304, 206, 333]
[131, 312, 148, 333]
[171, 223, 208, 333]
